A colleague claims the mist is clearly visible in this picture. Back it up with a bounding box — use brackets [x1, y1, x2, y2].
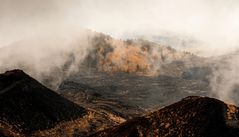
[71, 0, 239, 56]
[0, 0, 92, 88]
[209, 53, 239, 104]
[1, 0, 239, 55]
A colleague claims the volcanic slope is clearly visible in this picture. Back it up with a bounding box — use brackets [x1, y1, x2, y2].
[90, 96, 239, 137]
[0, 69, 87, 136]
[0, 69, 125, 137]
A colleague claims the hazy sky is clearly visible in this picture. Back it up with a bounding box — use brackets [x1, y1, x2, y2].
[1, 0, 239, 55]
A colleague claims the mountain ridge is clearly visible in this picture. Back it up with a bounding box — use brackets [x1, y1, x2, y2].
[90, 96, 239, 137]
[0, 69, 86, 136]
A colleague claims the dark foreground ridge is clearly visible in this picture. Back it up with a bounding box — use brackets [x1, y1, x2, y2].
[90, 96, 239, 137]
[0, 69, 86, 136]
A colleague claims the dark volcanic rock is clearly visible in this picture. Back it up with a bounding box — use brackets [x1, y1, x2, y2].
[0, 69, 86, 136]
[90, 96, 239, 137]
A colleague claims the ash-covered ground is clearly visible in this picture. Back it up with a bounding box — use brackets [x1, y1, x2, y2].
[59, 66, 210, 119]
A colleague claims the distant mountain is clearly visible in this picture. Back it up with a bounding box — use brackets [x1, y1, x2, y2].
[0, 69, 86, 136]
[90, 96, 239, 137]
[83, 33, 201, 77]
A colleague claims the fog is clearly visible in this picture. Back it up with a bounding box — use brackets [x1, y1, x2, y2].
[1, 0, 239, 55]
[70, 0, 239, 56]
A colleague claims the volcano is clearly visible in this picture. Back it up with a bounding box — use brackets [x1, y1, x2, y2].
[90, 96, 239, 137]
[0, 69, 86, 136]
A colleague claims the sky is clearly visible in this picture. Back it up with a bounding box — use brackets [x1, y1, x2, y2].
[1, 0, 239, 55]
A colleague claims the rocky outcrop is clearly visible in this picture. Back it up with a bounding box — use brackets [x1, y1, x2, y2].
[90, 96, 239, 137]
[0, 69, 86, 136]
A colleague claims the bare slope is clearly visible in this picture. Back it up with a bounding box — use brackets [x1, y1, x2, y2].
[0, 70, 86, 136]
[91, 96, 239, 137]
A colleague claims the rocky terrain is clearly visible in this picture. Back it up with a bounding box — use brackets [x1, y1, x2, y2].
[59, 67, 209, 119]
[0, 70, 124, 137]
[90, 96, 239, 137]
[1, 69, 239, 137]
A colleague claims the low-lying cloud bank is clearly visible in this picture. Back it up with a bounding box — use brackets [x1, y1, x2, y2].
[0, 29, 95, 89]
[209, 53, 239, 104]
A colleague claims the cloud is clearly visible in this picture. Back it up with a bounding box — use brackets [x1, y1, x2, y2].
[70, 0, 239, 56]
[0, 0, 79, 46]
[0, 29, 95, 89]
[1, 0, 239, 56]
[209, 54, 239, 104]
